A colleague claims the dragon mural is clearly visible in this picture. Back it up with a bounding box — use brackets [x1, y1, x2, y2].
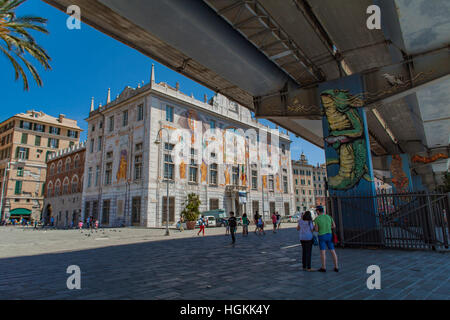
[320, 89, 372, 190]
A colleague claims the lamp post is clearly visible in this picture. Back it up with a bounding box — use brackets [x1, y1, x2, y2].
[155, 127, 170, 236]
[0, 162, 10, 221]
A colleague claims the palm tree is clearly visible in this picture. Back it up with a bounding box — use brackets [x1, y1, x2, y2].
[0, 0, 51, 90]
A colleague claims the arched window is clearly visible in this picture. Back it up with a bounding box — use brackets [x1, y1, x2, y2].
[55, 179, 61, 196]
[47, 181, 53, 198]
[50, 163, 56, 176]
[57, 160, 63, 174]
[63, 177, 69, 195]
[71, 175, 79, 193]
[74, 154, 80, 169]
[65, 158, 71, 172]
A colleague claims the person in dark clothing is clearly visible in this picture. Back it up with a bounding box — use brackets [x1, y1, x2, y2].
[228, 211, 237, 245]
[254, 211, 260, 234]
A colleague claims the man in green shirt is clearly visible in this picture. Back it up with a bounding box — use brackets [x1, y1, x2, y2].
[314, 206, 339, 272]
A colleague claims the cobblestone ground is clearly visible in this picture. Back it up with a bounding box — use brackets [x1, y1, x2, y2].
[0, 225, 449, 300]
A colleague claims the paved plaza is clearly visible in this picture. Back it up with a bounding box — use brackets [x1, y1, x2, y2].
[0, 225, 449, 300]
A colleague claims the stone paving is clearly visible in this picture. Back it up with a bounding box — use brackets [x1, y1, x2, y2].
[0, 225, 449, 300]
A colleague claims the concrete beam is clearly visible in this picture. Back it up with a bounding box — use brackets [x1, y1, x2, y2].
[254, 46, 450, 118]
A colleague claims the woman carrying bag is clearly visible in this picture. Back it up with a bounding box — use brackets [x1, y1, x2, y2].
[297, 211, 315, 271]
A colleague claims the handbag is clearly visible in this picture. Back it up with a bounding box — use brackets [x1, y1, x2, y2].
[312, 232, 319, 246]
[332, 230, 339, 244]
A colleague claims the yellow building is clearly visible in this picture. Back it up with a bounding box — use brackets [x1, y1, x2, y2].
[0, 110, 82, 222]
[292, 153, 327, 212]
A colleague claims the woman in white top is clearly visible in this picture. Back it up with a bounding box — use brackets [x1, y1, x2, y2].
[296, 211, 315, 271]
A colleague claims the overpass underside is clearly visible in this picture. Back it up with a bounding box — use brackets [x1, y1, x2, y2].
[44, 0, 449, 191]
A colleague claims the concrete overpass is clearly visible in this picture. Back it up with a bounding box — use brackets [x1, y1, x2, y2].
[44, 0, 449, 191]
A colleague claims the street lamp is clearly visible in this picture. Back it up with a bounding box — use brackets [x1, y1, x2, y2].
[155, 127, 170, 236]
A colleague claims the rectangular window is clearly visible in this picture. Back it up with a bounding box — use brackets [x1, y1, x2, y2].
[135, 143, 143, 152]
[209, 198, 219, 210]
[87, 167, 92, 188]
[109, 116, 114, 132]
[137, 104, 144, 121]
[102, 200, 110, 225]
[166, 105, 174, 122]
[48, 138, 59, 149]
[210, 120, 216, 129]
[122, 110, 128, 127]
[16, 147, 29, 160]
[33, 123, 45, 132]
[164, 143, 174, 180]
[162, 196, 175, 223]
[209, 164, 218, 185]
[132, 197, 141, 224]
[21, 121, 33, 130]
[134, 155, 142, 180]
[90, 139, 94, 153]
[105, 162, 112, 185]
[14, 180, 22, 195]
[283, 176, 288, 193]
[95, 166, 99, 186]
[49, 126, 60, 135]
[35, 135, 41, 146]
[98, 137, 102, 151]
[17, 167, 23, 177]
[67, 130, 78, 138]
[189, 154, 198, 183]
[251, 170, 258, 189]
[232, 166, 239, 185]
[21, 133, 28, 144]
[268, 175, 274, 191]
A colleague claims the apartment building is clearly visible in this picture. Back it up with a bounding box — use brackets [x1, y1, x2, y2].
[0, 111, 82, 221]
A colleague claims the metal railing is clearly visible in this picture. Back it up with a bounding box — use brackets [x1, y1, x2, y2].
[327, 191, 450, 251]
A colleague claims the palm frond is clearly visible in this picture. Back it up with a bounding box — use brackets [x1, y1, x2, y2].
[0, 0, 51, 90]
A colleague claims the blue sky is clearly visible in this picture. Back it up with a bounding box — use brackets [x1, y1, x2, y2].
[1, 0, 325, 165]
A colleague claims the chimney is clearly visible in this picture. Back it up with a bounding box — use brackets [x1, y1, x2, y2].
[204, 94, 207, 103]
[176, 82, 180, 91]
[58, 114, 65, 123]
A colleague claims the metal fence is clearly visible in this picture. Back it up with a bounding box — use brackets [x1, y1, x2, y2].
[327, 191, 450, 251]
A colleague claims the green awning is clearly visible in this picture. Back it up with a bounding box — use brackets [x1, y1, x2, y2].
[9, 208, 31, 215]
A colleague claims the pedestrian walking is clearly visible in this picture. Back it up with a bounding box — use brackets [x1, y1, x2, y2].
[276, 212, 282, 230]
[78, 221, 83, 230]
[95, 220, 99, 230]
[254, 211, 260, 234]
[242, 213, 250, 236]
[271, 212, 277, 233]
[257, 216, 265, 235]
[314, 206, 339, 272]
[228, 211, 237, 245]
[50, 216, 54, 227]
[179, 216, 184, 232]
[197, 215, 206, 236]
[297, 211, 315, 271]
[33, 219, 38, 230]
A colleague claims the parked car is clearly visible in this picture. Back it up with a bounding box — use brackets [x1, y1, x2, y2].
[217, 217, 228, 227]
[204, 215, 217, 227]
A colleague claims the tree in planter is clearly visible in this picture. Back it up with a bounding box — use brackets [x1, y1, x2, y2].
[181, 193, 201, 229]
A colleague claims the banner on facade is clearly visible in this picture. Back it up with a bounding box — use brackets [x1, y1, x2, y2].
[238, 192, 247, 204]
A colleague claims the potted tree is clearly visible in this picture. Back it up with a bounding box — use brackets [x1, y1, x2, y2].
[181, 193, 201, 230]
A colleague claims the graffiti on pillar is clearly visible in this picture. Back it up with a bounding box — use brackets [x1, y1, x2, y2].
[320, 89, 372, 190]
[388, 154, 410, 193]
